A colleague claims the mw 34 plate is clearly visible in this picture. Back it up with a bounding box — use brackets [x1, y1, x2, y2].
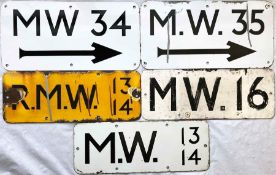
[1, 1, 140, 70]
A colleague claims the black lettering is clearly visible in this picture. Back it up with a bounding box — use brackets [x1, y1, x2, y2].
[187, 9, 219, 35]
[45, 10, 78, 36]
[13, 9, 40, 36]
[66, 84, 97, 109]
[150, 10, 176, 35]
[36, 85, 61, 109]
[119, 131, 157, 163]
[184, 77, 221, 111]
[85, 133, 115, 164]
[150, 78, 176, 111]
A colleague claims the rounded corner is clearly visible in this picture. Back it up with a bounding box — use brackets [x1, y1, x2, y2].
[1, 61, 12, 71]
[1, 1, 11, 10]
[141, 114, 150, 121]
[73, 165, 83, 175]
[3, 114, 14, 124]
[133, 61, 141, 70]
[141, 62, 149, 70]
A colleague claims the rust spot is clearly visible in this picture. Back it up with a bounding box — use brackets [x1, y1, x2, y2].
[96, 116, 102, 121]
[128, 87, 141, 101]
[4, 88, 26, 105]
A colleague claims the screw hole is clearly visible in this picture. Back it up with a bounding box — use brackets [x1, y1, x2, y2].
[5, 64, 9, 67]
[115, 167, 118, 170]
[133, 5, 136, 9]
[206, 61, 209, 64]
[206, 5, 209, 8]
[267, 61, 270, 64]
[144, 4, 147, 8]
[76, 147, 80, 150]
[70, 63, 73, 67]
[144, 93, 147, 96]
[265, 4, 270, 9]
[165, 123, 168, 126]
[166, 166, 170, 169]
[69, 5, 72, 8]
[115, 124, 118, 128]
[143, 62, 147, 65]
[4, 5, 7, 8]
[204, 144, 207, 147]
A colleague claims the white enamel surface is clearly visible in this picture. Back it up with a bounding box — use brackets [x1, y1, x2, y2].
[74, 121, 209, 174]
[142, 69, 275, 119]
[141, 1, 273, 69]
[1, 1, 140, 70]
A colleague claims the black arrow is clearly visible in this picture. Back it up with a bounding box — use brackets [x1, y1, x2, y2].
[19, 42, 122, 63]
[158, 41, 256, 62]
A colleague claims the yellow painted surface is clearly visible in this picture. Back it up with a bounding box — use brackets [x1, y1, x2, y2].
[3, 71, 141, 123]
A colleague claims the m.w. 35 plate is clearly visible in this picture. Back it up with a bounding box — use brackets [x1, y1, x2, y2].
[141, 1, 273, 69]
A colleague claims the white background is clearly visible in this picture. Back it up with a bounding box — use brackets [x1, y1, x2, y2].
[0, 0, 275, 175]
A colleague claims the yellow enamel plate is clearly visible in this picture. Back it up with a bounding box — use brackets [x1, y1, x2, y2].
[3, 71, 141, 123]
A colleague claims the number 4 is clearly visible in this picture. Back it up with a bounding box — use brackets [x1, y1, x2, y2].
[110, 11, 131, 36]
[188, 149, 201, 165]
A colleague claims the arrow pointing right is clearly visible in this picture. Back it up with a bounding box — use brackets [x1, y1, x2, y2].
[158, 41, 256, 62]
[19, 42, 122, 64]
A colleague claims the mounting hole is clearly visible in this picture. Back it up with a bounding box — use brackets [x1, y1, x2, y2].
[165, 123, 168, 126]
[115, 167, 118, 170]
[206, 5, 209, 8]
[265, 4, 270, 9]
[4, 4, 7, 8]
[204, 144, 208, 147]
[115, 124, 118, 128]
[76, 147, 80, 150]
[166, 166, 170, 169]
[143, 62, 147, 65]
[134, 63, 136, 66]
[206, 61, 209, 65]
[144, 93, 147, 96]
[70, 63, 73, 67]
[5, 64, 9, 67]
[144, 4, 147, 8]
[267, 61, 270, 64]
[69, 5, 72, 8]
[133, 5, 136, 9]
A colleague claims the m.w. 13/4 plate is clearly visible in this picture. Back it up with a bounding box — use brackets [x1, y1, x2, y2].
[74, 121, 209, 174]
